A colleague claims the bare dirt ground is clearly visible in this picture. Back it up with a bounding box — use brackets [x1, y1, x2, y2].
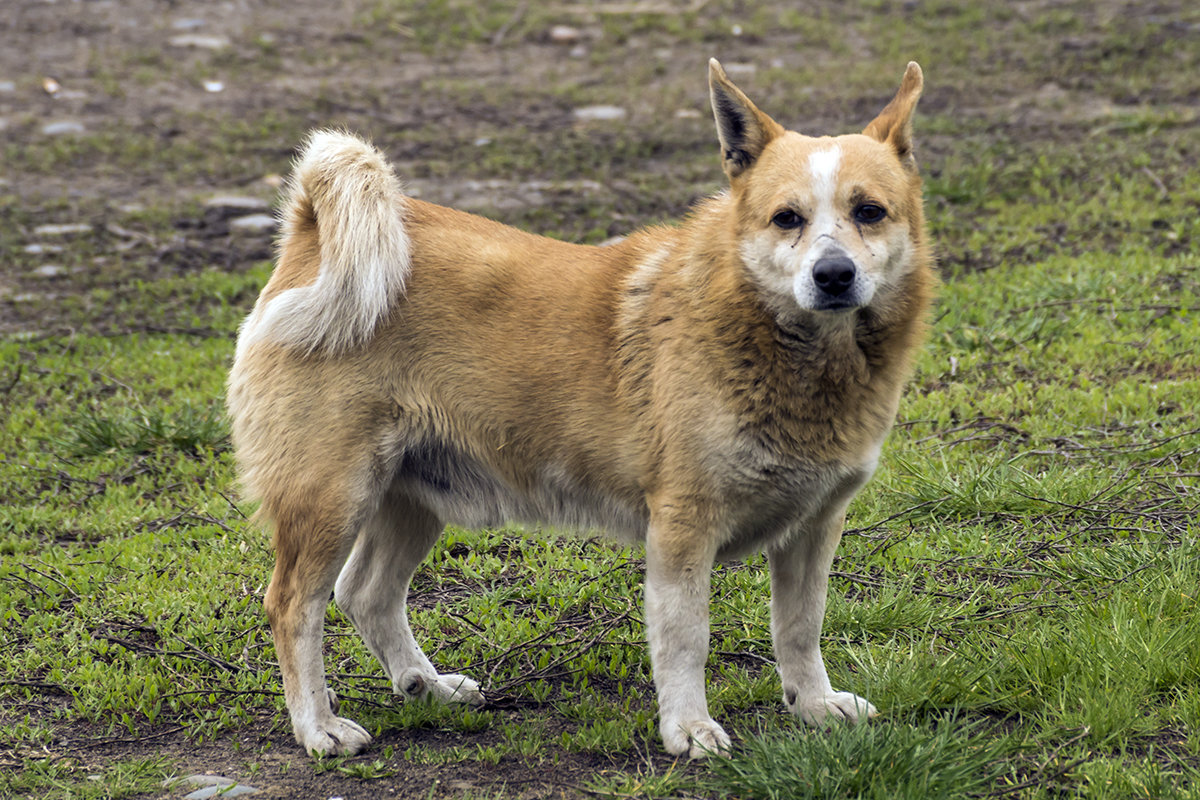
[3, 1, 1197, 798]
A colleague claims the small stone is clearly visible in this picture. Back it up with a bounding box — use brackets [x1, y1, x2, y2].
[24, 244, 65, 254]
[172, 18, 207, 30]
[185, 786, 258, 799]
[168, 34, 231, 49]
[573, 105, 627, 122]
[674, 108, 702, 119]
[41, 120, 85, 135]
[230, 214, 277, 232]
[203, 80, 225, 93]
[549, 25, 581, 43]
[723, 62, 757, 78]
[0, 81, 15, 92]
[33, 265, 66, 278]
[167, 775, 261, 799]
[33, 223, 91, 236]
[205, 195, 270, 211]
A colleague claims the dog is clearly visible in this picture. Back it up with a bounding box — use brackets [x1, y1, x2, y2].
[227, 59, 932, 760]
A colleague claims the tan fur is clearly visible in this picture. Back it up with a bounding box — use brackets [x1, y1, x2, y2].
[228, 60, 934, 759]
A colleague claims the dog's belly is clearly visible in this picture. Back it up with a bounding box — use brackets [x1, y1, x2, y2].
[394, 439, 649, 539]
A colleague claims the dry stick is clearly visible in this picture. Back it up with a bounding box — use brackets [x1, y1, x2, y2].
[987, 726, 1092, 796]
[486, 611, 635, 697]
[98, 633, 242, 674]
[489, 0, 528, 45]
[1, 363, 21, 394]
[73, 725, 187, 749]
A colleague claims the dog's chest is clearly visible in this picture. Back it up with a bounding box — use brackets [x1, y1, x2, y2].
[710, 436, 881, 560]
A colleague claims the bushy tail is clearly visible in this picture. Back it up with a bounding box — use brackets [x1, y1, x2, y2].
[242, 129, 410, 355]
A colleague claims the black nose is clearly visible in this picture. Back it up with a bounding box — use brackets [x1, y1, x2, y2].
[812, 255, 856, 296]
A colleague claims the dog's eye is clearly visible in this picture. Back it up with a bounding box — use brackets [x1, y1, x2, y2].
[853, 203, 887, 224]
[771, 210, 805, 230]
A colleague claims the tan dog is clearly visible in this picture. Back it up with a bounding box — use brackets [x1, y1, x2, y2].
[227, 59, 932, 759]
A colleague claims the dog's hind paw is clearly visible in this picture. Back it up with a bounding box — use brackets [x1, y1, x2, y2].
[662, 717, 732, 759]
[430, 673, 485, 706]
[397, 668, 485, 707]
[297, 715, 373, 757]
[790, 690, 878, 726]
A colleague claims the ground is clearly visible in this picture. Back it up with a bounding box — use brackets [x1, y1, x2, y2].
[1, 1, 1198, 799]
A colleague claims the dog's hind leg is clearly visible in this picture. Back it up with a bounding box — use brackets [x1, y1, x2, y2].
[263, 495, 373, 757]
[334, 488, 483, 707]
[768, 508, 878, 727]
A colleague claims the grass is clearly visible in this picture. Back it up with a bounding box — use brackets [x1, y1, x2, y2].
[2, 0, 1199, 798]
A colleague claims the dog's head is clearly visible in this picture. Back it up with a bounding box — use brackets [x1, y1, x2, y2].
[709, 59, 927, 321]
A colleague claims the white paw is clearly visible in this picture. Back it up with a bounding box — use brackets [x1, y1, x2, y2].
[789, 689, 878, 726]
[296, 715, 372, 757]
[397, 668, 485, 706]
[661, 717, 732, 759]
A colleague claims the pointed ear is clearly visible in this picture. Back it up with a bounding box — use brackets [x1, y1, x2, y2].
[708, 58, 784, 179]
[863, 61, 923, 170]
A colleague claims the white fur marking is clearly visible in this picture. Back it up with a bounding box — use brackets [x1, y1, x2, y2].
[807, 145, 842, 209]
[236, 130, 411, 356]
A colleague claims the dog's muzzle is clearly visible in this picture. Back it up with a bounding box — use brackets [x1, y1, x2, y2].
[812, 255, 859, 310]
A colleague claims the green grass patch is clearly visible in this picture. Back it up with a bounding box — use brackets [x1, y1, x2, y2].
[2, 1, 1199, 797]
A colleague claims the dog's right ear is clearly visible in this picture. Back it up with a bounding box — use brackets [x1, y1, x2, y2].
[709, 58, 784, 179]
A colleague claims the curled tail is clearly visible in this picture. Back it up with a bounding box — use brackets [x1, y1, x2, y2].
[238, 129, 410, 355]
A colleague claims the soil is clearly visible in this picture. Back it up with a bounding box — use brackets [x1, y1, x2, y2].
[2, 1, 1196, 797]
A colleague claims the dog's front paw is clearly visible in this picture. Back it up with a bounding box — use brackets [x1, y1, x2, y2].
[397, 668, 485, 707]
[661, 717, 732, 759]
[296, 715, 373, 757]
[788, 688, 878, 726]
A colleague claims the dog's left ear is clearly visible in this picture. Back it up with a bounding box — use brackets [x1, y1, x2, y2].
[709, 58, 785, 179]
[863, 62, 923, 170]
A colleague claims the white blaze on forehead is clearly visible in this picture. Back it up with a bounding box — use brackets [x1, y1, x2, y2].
[807, 145, 842, 205]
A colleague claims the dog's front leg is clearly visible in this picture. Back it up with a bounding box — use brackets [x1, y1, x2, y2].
[768, 509, 878, 726]
[644, 512, 730, 758]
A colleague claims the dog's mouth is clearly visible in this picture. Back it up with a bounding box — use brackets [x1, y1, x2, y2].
[813, 298, 861, 312]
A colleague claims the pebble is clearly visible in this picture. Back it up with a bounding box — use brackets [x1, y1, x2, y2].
[723, 62, 757, 78]
[549, 25, 581, 43]
[573, 105, 627, 122]
[0, 81, 14, 92]
[168, 34, 231, 49]
[33, 223, 91, 236]
[24, 244, 65, 254]
[32, 265, 66, 278]
[205, 195, 270, 211]
[230, 214, 277, 232]
[41, 120, 86, 136]
[172, 18, 207, 30]
[165, 775, 261, 799]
